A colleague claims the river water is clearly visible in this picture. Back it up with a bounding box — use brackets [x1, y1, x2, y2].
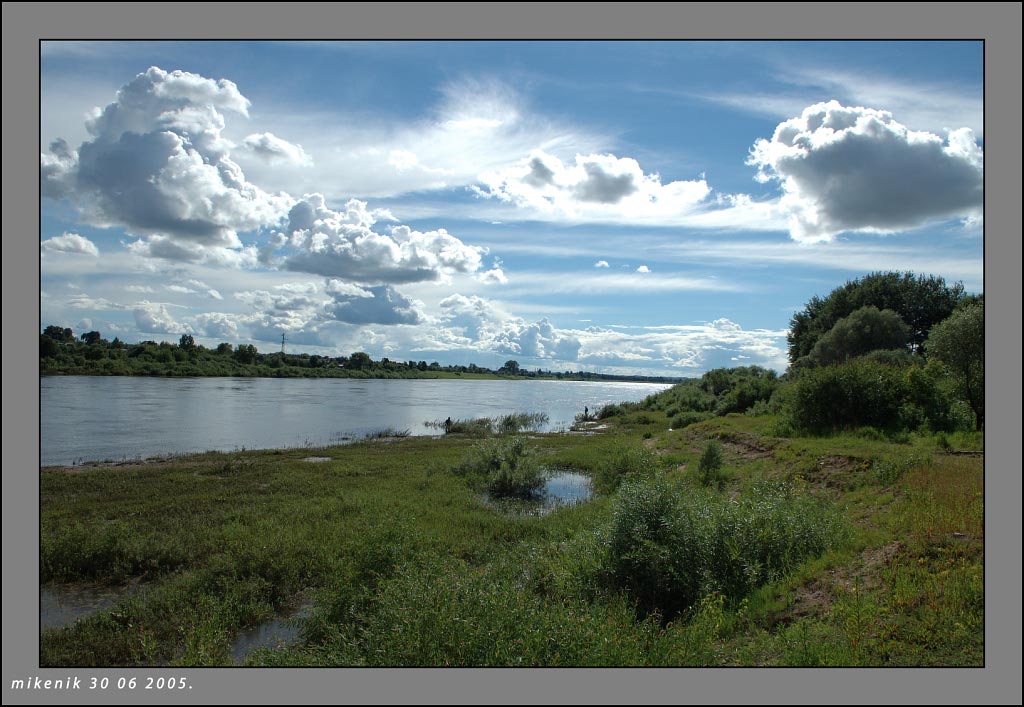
[40, 376, 670, 466]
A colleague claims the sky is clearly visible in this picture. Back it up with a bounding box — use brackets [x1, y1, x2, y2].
[39, 40, 984, 377]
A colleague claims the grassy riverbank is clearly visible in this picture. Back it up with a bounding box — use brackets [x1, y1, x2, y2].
[39, 407, 982, 667]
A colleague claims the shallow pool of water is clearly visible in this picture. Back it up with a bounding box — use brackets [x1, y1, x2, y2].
[231, 598, 314, 663]
[40, 582, 135, 630]
[484, 470, 593, 516]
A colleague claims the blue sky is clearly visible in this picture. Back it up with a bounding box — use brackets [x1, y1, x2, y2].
[40, 40, 983, 376]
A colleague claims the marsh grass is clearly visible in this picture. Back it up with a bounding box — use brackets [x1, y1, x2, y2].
[592, 444, 659, 495]
[425, 411, 549, 436]
[40, 412, 983, 667]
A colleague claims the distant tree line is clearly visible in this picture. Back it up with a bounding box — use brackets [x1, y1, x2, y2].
[38, 329, 681, 383]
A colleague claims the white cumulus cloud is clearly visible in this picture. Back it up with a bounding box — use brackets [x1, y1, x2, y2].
[476, 150, 711, 223]
[275, 193, 485, 284]
[134, 301, 193, 335]
[325, 285, 425, 326]
[242, 132, 313, 166]
[747, 100, 983, 242]
[41, 232, 99, 256]
[41, 67, 292, 255]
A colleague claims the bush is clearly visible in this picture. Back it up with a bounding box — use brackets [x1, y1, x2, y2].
[596, 477, 850, 620]
[803, 306, 910, 367]
[453, 436, 546, 499]
[697, 441, 725, 487]
[784, 359, 908, 434]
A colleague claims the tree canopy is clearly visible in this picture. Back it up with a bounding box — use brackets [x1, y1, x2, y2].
[803, 306, 910, 367]
[788, 272, 964, 364]
[926, 300, 984, 430]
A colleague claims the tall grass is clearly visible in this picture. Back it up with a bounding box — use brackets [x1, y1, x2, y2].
[425, 412, 549, 435]
[592, 444, 659, 494]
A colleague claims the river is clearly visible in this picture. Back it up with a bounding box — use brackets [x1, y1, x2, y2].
[39, 376, 671, 466]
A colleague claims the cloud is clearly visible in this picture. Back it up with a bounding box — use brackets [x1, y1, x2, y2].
[233, 77, 606, 202]
[126, 236, 261, 267]
[476, 150, 711, 222]
[437, 294, 579, 360]
[41, 66, 292, 250]
[477, 267, 508, 285]
[65, 294, 128, 311]
[235, 287, 322, 317]
[41, 232, 99, 256]
[747, 100, 983, 242]
[575, 318, 789, 373]
[134, 301, 193, 335]
[166, 278, 223, 300]
[436, 294, 786, 373]
[594, 260, 610, 268]
[492, 318, 582, 360]
[477, 258, 507, 284]
[275, 193, 485, 283]
[325, 285, 425, 325]
[184, 279, 223, 300]
[780, 67, 983, 138]
[194, 312, 240, 340]
[636, 265, 651, 273]
[242, 132, 313, 166]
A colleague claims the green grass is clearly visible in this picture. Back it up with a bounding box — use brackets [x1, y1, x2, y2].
[40, 413, 983, 667]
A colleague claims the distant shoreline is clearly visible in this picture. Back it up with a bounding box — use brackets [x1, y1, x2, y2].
[39, 370, 685, 384]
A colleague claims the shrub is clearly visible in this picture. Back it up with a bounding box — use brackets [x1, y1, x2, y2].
[784, 359, 908, 434]
[597, 403, 630, 419]
[453, 436, 546, 499]
[697, 441, 725, 487]
[596, 477, 850, 620]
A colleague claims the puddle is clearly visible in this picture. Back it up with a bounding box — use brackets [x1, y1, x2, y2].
[542, 471, 593, 505]
[484, 470, 593, 516]
[232, 598, 314, 663]
[40, 582, 135, 631]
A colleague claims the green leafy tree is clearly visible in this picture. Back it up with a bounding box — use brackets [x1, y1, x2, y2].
[347, 352, 373, 370]
[179, 334, 196, 352]
[926, 301, 984, 431]
[788, 272, 964, 363]
[803, 306, 910, 367]
[500, 360, 521, 375]
[40, 334, 59, 358]
[43, 325, 73, 342]
[234, 344, 258, 365]
[80, 331, 102, 346]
